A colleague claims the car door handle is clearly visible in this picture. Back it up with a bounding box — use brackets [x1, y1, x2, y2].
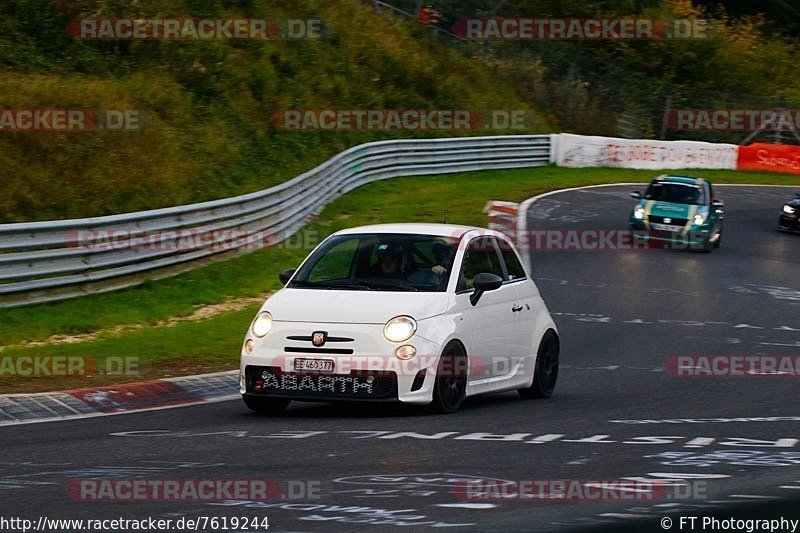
[511, 304, 523, 313]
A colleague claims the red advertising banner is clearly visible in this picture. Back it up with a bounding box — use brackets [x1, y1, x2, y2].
[737, 143, 800, 175]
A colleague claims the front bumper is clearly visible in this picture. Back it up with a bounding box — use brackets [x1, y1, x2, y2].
[239, 321, 444, 405]
[243, 366, 401, 402]
[629, 218, 711, 248]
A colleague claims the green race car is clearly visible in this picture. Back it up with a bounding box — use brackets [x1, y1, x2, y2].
[628, 175, 725, 252]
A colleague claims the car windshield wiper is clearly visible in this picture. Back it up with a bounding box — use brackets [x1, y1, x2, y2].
[288, 279, 325, 289]
[322, 281, 377, 291]
[291, 279, 418, 291]
[287, 280, 320, 288]
[366, 281, 419, 292]
[289, 279, 376, 290]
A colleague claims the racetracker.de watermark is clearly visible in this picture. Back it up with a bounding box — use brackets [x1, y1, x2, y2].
[452, 479, 668, 501]
[265, 354, 522, 380]
[67, 18, 325, 40]
[67, 479, 320, 501]
[0, 109, 143, 131]
[452, 18, 711, 40]
[0, 356, 143, 377]
[664, 109, 800, 131]
[64, 228, 322, 253]
[665, 356, 800, 377]
[498, 229, 710, 252]
[271, 109, 535, 131]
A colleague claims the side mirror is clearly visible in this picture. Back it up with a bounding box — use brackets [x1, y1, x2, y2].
[630, 191, 641, 199]
[279, 268, 296, 285]
[470, 272, 503, 306]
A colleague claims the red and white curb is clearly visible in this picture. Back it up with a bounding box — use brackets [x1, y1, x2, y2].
[0, 370, 238, 426]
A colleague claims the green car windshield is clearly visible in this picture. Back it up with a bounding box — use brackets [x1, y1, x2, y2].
[644, 182, 705, 205]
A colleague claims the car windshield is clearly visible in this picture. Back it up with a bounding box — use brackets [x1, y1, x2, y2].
[644, 182, 705, 205]
[288, 233, 459, 292]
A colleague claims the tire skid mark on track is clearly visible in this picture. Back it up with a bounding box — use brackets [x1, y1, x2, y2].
[524, 184, 800, 530]
[551, 311, 800, 333]
[107, 428, 800, 452]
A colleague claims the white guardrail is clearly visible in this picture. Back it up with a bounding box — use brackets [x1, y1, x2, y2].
[0, 135, 551, 308]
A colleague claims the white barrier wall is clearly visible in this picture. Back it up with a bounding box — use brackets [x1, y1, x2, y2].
[551, 133, 739, 170]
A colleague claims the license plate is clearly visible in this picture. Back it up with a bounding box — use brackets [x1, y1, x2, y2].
[293, 358, 334, 373]
[650, 223, 682, 231]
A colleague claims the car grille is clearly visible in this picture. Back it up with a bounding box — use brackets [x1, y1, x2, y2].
[650, 229, 686, 240]
[246, 366, 398, 400]
[284, 333, 355, 354]
[283, 347, 354, 354]
[286, 335, 354, 343]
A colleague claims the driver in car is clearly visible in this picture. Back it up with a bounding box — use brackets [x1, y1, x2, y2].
[372, 243, 405, 278]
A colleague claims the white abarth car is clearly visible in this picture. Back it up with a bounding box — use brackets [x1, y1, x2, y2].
[240, 223, 559, 414]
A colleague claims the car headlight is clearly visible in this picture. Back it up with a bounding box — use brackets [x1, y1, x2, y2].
[693, 212, 708, 225]
[633, 207, 645, 220]
[784, 205, 796, 214]
[251, 312, 273, 338]
[383, 316, 417, 343]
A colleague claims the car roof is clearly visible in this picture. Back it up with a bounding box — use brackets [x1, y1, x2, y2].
[654, 175, 707, 186]
[334, 223, 498, 239]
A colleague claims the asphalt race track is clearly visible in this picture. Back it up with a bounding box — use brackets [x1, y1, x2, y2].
[2, 184, 800, 532]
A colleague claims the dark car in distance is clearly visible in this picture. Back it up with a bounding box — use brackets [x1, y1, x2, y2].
[778, 192, 800, 233]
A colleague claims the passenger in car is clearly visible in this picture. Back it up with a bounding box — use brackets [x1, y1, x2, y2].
[371, 243, 406, 278]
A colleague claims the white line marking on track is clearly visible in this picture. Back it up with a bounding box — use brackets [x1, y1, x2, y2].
[435, 503, 497, 509]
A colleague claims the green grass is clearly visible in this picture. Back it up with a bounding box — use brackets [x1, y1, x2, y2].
[0, 308, 255, 393]
[0, 0, 550, 222]
[1, 165, 798, 392]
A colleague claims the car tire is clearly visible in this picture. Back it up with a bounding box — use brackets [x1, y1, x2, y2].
[429, 342, 468, 414]
[713, 228, 722, 248]
[243, 395, 290, 415]
[519, 330, 559, 399]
